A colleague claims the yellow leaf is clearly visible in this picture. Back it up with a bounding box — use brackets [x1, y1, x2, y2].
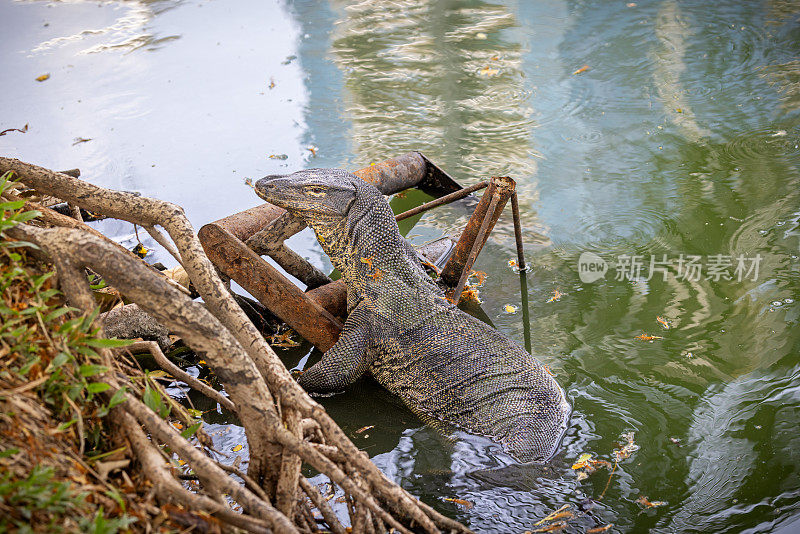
[232, 444, 243, 452]
[36, 73, 50, 82]
[504, 304, 518, 314]
[571, 453, 593, 470]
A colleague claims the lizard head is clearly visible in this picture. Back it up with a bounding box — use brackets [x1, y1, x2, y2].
[255, 169, 359, 221]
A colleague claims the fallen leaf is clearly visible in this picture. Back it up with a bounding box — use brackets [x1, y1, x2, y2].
[546, 289, 564, 303]
[244, 177, 255, 188]
[443, 497, 473, 509]
[479, 66, 499, 77]
[504, 304, 518, 314]
[626, 2, 637, 6]
[636, 496, 666, 508]
[468, 271, 487, 287]
[72, 137, 92, 145]
[268, 77, 276, 89]
[508, 259, 518, 268]
[587, 525, 614, 533]
[475, 32, 487, 40]
[132, 243, 148, 258]
[36, 73, 50, 82]
[572, 65, 590, 75]
[572, 453, 593, 470]
[634, 333, 663, 341]
[614, 431, 640, 462]
[307, 145, 318, 156]
[355, 425, 374, 434]
[656, 316, 670, 329]
[171, 422, 183, 430]
[460, 287, 482, 303]
[268, 154, 288, 160]
[576, 471, 589, 482]
[232, 444, 243, 452]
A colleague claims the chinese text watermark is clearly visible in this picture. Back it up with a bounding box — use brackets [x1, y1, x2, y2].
[578, 253, 762, 283]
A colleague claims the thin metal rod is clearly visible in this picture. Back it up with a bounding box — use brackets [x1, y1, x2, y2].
[519, 270, 532, 354]
[394, 180, 489, 222]
[510, 190, 526, 271]
[452, 194, 500, 304]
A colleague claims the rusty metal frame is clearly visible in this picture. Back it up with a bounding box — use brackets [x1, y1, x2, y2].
[198, 152, 526, 351]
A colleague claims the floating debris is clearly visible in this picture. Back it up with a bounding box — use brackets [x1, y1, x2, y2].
[636, 496, 666, 508]
[479, 66, 499, 77]
[587, 525, 614, 533]
[656, 316, 670, 329]
[72, 137, 92, 145]
[36, 73, 50, 82]
[443, 497, 473, 509]
[530, 521, 568, 533]
[307, 145, 318, 156]
[355, 425, 374, 434]
[572, 65, 590, 75]
[268, 77, 276, 89]
[281, 55, 297, 65]
[613, 431, 639, 462]
[475, 32, 487, 40]
[268, 154, 288, 160]
[508, 259, 517, 268]
[634, 333, 663, 341]
[534, 504, 571, 526]
[572, 453, 593, 470]
[0, 124, 28, 136]
[232, 444, 243, 452]
[468, 270, 487, 287]
[269, 330, 300, 348]
[504, 304, 518, 314]
[546, 289, 564, 303]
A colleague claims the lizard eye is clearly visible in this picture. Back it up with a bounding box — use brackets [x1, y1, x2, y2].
[304, 186, 326, 197]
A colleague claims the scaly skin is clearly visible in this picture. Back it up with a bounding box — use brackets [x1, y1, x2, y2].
[255, 169, 570, 462]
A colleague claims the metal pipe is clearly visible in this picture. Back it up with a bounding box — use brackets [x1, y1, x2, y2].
[394, 180, 488, 222]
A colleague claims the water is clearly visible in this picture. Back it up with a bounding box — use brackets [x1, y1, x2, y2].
[2, 0, 799, 531]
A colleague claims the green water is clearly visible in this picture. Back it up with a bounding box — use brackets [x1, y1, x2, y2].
[2, 0, 799, 531]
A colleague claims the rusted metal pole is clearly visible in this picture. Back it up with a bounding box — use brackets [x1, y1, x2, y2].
[440, 176, 516, 288]
[510, 190, 526, 271]
[199, 223, 344, 352]
[451, 194, 500, 303]
[394, 180, 488, 222]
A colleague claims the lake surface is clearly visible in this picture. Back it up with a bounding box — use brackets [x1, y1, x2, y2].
[2, 0, 799, 532]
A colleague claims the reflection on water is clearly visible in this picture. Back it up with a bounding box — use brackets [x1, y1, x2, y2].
[28, 0, 180, 55]
[330, 0, 536, 183]
[2, 0, 800, 531]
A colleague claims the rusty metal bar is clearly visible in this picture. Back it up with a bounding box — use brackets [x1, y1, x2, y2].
[439, 176, 516, 288]
[199, 222, 344, 351]
[451, 194, 500, 304]
[394, 180, 488, 222]
[510, 190, 526, 271]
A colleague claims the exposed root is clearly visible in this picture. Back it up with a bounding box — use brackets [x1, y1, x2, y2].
[0, 158, 472, 533]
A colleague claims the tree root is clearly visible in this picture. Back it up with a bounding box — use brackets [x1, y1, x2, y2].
[0, 157, 472, 534]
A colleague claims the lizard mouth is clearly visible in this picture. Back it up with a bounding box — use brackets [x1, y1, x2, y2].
[254, 175, 298, 209]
